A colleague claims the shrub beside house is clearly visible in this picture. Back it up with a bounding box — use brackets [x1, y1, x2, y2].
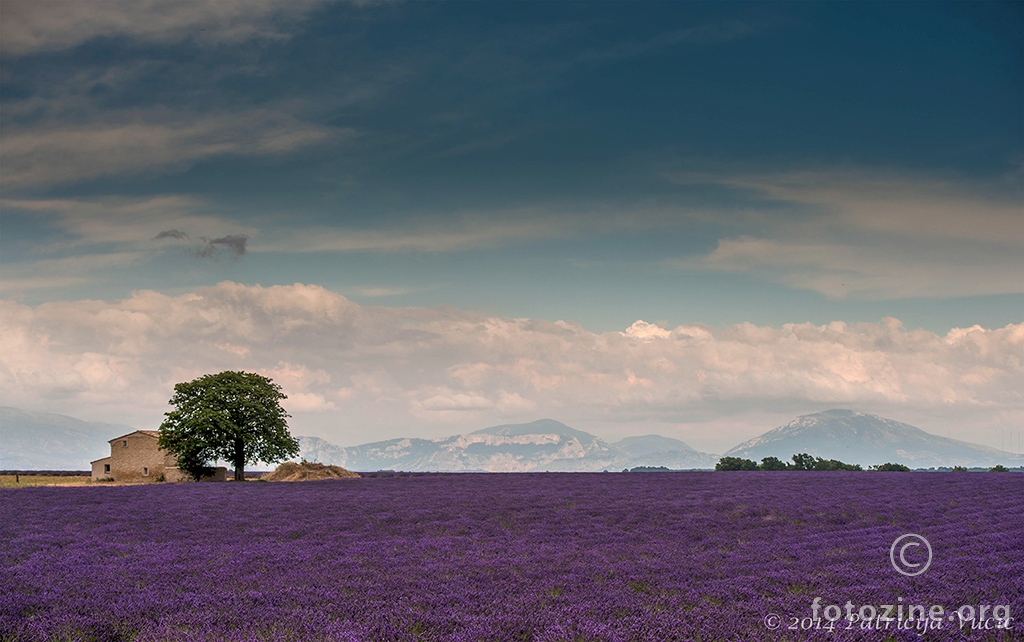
[90, 430, 227, 482]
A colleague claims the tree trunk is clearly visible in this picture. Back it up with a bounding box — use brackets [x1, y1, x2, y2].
[233, 437, 245, 481]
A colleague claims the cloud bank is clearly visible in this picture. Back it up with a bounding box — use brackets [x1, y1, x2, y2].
[2, 282, 1020, 449]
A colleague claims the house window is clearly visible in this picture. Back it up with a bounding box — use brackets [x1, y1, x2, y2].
[122, 440, 128, 447]
[143, 467, 149, 476]
[104, 464, 110, 474]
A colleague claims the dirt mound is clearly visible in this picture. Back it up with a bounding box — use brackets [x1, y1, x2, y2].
[265, 461, 360, 482]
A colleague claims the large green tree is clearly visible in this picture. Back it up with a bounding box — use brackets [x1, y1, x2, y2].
[158, 371, 299, 481]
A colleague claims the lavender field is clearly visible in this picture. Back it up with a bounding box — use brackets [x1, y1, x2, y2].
[1, 473, 1021, 642]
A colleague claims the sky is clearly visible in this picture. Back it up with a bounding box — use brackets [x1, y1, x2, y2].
[1, 0, 1022, 454]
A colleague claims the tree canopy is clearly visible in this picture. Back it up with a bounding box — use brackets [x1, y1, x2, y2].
[758, 456, 789, 471]
[715, 456, 759, 471]
[158, 371, 299, 481]
[790, 453, 816, 471]
[871, 462, 911, 472]
[715, 453, 867, 471]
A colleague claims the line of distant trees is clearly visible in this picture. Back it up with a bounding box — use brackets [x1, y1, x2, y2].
[716, 455, 1013, 472]
[715, 454, 903, 471]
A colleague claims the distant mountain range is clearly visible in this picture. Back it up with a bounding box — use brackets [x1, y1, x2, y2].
[297, 419, 720, 472]
[724, 409, 1023, 469]
[2, 407, 1020, 471]
[0, 407, 133, 470]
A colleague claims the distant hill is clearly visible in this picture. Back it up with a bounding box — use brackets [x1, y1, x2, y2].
[613, 434, 698, 457]
[610, 434, 716, 470]
[10, 406, 1014, 473]
[297, 419, 719, 472]
[296, 435, 349, 468]
[724, 409, 1023, 469]
[0, 407, 135, 470]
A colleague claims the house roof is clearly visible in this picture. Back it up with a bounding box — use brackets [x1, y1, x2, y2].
[90, 456, 112, 464]
[108, 429, 160, 442]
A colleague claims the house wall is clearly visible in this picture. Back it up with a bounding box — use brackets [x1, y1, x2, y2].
[91, 457, 112, 481]
[109, 433, 168, 482]
[95, 431, 226, 483]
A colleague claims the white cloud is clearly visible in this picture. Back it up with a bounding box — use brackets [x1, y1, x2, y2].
[418, 391, 494, 412]
[0, 0, 327, 56]
[285, 392, 337, 412]
[1, 282, 1021, 449]
[624, 320, 672, 341]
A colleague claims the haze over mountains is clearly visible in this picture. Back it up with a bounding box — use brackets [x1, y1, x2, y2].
[0, 407, 132, 470]
[2, 407, 1020, 471]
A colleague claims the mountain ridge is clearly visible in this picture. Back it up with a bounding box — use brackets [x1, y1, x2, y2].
[471, 419, 597, 443]
[294, 419, 719, 472]
[3, 407, 1019, 472]
[725, 409, 1021, 468]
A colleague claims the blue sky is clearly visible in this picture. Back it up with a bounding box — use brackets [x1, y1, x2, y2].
[1, 1, 1021, 450]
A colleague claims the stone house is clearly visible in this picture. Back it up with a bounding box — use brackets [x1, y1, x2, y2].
[91, 430, 226, 482]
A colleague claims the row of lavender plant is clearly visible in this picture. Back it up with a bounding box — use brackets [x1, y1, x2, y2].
[2, 472, 1021, 641]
